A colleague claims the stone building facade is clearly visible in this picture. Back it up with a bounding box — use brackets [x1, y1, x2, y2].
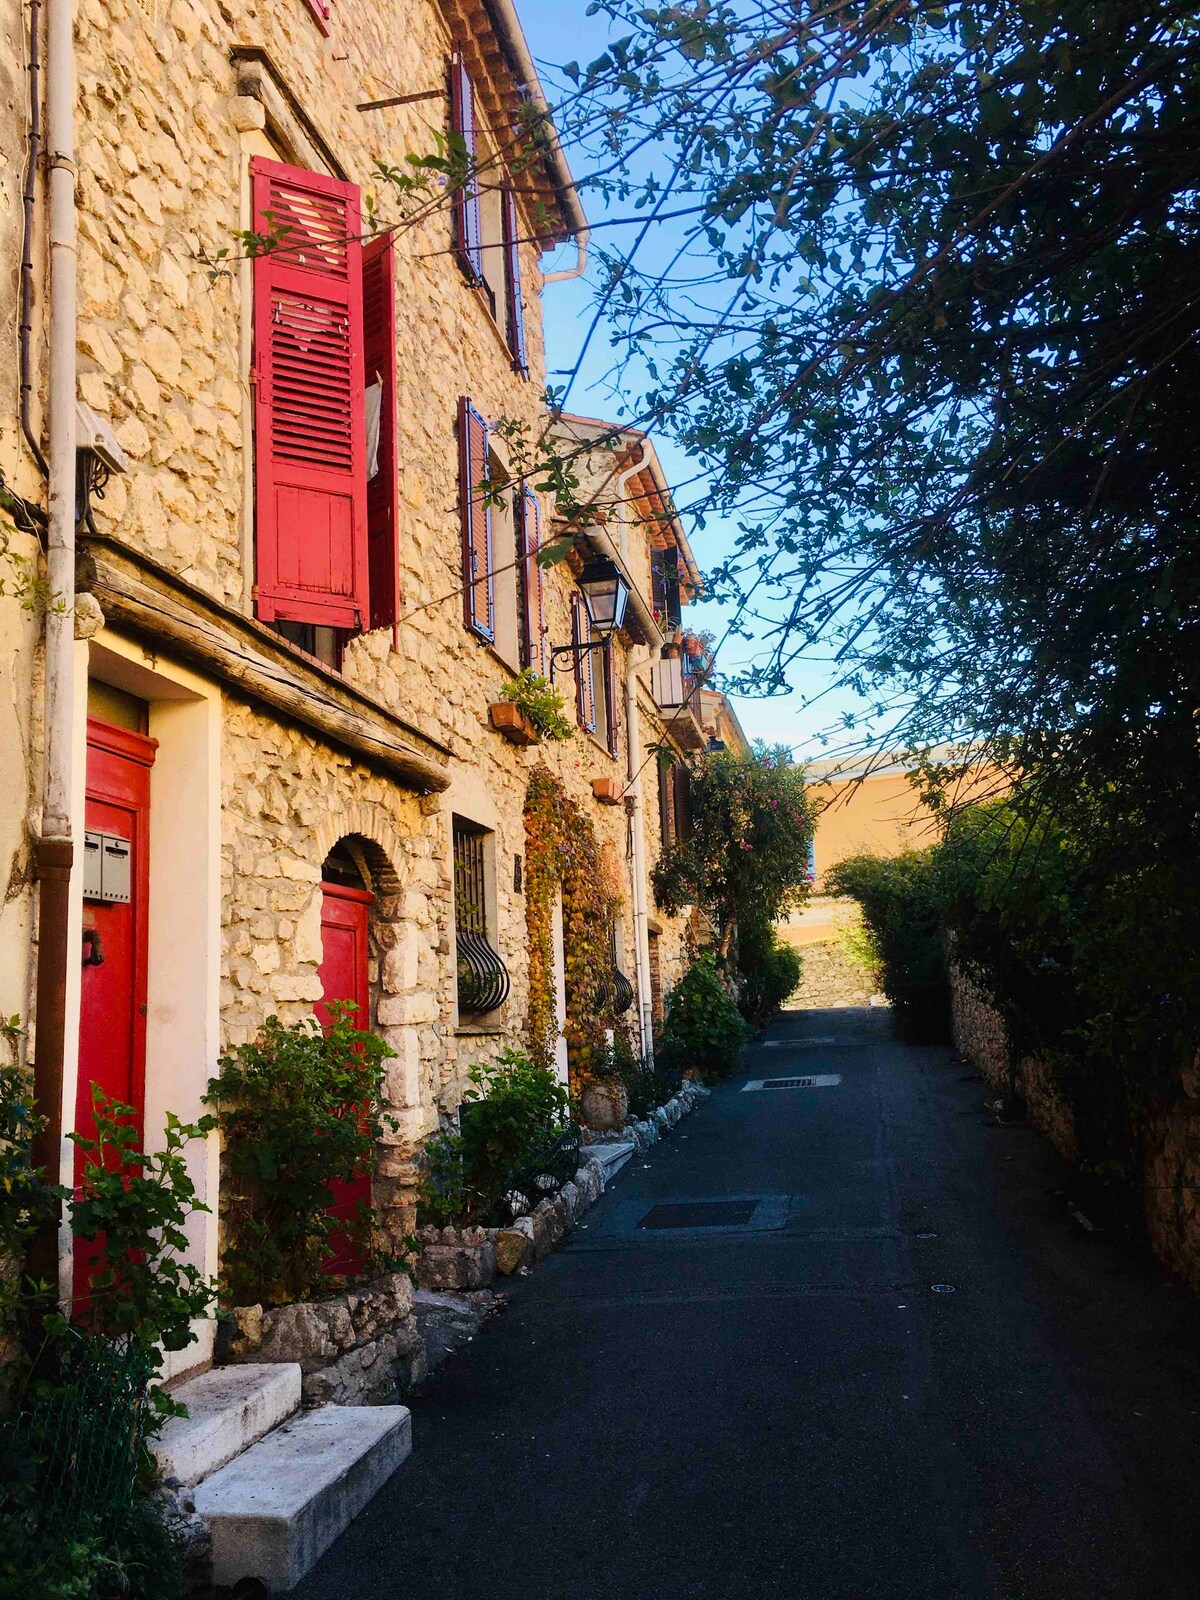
[2, 0, 736, 1371]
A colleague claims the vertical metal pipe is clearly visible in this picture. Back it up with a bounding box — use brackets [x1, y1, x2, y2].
[28, 0, 77, 1298]
[19, 0, 48, 477]
[625, 645, 656, 1065]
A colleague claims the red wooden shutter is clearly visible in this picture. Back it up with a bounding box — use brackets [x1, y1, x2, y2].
[517, 486, 544, 673]
[572, 596, 596, 733]
[603, 640, 620, 757]
[450, 55, 483, 284]
[251, 157, 367, 631]
[458, 397, 493, 641]
[362, 233, 399, 639]
[502, 190, 529, 378]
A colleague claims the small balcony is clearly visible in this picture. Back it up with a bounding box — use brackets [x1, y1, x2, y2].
[650, 656, 708, 750]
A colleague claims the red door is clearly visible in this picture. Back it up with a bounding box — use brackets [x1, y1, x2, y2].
[74, 718, 156, 1313]
[316, 881, 373, 1276]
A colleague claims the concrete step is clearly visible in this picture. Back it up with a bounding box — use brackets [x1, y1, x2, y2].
[194, 1403, 412, 1593]
[153, 1363, 302, 1488]
[588, 1139, 637, 1183]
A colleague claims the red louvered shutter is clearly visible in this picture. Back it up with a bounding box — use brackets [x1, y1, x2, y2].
[517, 486, 544, 673]
[458, 397, 494, 641]
[449, 55, 483, 284]
[251, 158, 367, 631]
[362, 233, 399, 639]
[502, 190, 529, 378]
[603, 640, 620, 757]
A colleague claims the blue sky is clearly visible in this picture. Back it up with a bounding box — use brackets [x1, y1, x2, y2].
[517, 0, 870, 761]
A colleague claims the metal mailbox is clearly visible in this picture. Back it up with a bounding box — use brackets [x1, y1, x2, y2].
[83, 829, 132, 904]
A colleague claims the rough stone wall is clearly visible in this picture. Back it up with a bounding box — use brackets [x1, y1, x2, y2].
[787, 940, 878, 1010]
[952, 964, 1200, 1290]
[0, 0, 42, 1045]
[949, 963, 1078, 1160]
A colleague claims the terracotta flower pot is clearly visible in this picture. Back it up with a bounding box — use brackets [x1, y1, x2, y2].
[591, 776, 623, 805]
[581, 1080, 628, 1132]
[490, 701, 539, 745]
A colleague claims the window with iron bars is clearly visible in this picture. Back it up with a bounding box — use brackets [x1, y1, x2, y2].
[453, 820, 510, 1015]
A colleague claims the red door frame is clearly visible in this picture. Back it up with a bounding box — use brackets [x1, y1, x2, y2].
[74, 717, 157, 1311]
[317, 880, 374, 1275]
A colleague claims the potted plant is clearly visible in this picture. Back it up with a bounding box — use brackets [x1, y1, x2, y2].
[591, 776, 623, 806]
[491, 670, 574, 745]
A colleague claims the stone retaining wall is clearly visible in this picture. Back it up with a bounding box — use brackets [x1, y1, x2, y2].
[950, 963, 1200, 1293]
[787, 939, 881, 1010]
[224, 1272, 426, 1406]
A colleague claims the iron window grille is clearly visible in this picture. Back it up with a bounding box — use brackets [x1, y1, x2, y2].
[453, 822, 510, 1015]
[611, 925, 635, 1014]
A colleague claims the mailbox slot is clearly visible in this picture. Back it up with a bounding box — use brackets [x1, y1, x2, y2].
[83, 829, 132, 904]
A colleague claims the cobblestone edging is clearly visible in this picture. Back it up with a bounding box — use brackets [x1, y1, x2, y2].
[218, 1083, 709, 1405]
[413, 1082, 710, 1292]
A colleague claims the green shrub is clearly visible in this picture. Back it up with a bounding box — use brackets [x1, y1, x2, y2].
[591, 1033, 682, 1120]
[418, 1050, 577, 1227]
[658, 954, 751, 1082]
[205, 1005, 395, 1305]
[70, 1092, 217, 1356]
[736, 923, 802, 1024]
[0, 1019, 57, 1357]
[827, 851, 951, 1039]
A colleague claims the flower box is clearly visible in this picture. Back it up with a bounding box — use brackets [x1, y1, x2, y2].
[489, 702, 539, 746]
[591, 776, 623, 806]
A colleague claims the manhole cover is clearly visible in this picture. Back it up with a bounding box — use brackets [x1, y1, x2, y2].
[915, 1230, 939, 1240]
[637, 1200, 758, 1230]
[931, 1283, 957, 1294]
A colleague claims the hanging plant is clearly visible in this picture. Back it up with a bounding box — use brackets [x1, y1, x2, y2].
[524, 765, 623, 1086]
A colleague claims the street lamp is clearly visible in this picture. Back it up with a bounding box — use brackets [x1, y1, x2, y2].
[549, 557, 632, 678]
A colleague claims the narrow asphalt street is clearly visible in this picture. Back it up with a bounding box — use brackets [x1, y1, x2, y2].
[296, 1007, 1200, 1599]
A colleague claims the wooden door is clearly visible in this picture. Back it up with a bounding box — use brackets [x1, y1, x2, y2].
[316, 881, 373, 1276]
[74, 718, 156, 1314]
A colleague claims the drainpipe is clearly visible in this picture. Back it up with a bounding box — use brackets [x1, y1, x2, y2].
[613, 454, 657, 1063]
[625, 647, 655, 1065]
[28, 0, 77, 1296]
[19, 0, 48, 479]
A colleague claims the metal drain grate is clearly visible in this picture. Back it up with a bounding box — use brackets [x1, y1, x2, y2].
[637, 1200, 758, 1230]
[742, 1074, 841, 1092]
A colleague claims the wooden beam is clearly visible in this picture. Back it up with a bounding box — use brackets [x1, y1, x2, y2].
[80, 537, 452, 794]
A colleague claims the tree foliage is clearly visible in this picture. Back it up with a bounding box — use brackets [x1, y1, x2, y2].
[652, 744, 815, 955]
[554, 1, 1200, 814]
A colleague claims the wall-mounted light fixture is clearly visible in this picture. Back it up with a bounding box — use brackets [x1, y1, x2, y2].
[548, 557, 632, 680]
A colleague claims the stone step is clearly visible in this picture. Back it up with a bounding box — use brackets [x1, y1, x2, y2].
[153, 1363, 302, 1488]
[588, 1139, 637, 1183]
[194, 1403, 412, 1593]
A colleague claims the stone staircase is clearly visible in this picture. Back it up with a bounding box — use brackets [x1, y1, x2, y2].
[153, 1363, 411, 1593]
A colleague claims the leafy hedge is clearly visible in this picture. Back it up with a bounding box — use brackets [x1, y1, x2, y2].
[658, 954, 750, 1082]
[736, 923, 802, 1025]
[826, 851, 951, 1039]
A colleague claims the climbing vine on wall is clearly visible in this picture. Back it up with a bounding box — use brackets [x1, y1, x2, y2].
[524, 765, 622, 1085]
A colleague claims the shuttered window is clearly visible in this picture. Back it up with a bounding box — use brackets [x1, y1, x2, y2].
[459, 398, 494, 641]
[603, 639, 620, 758]
[251, 157, 368, 631]
[363, 232, 399, 637]
[516, 486, 545, 673]
[658, 752, 676, 848]
[449, 54, 484, 285]
[572, 596, 597, 734]
[651, 546, 683, 630]
[502, 190, 529, 378]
